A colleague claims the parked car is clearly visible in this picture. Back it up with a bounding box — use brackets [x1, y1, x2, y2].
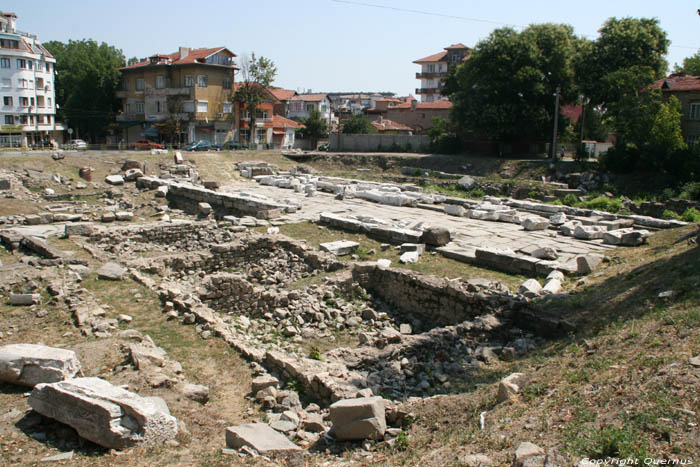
[67, 139, 87, 150]
[184, 140, 212, 151]
[129, 139, 163, 150]
[221, 141, 247, 150]
[318, 143, 329, 151]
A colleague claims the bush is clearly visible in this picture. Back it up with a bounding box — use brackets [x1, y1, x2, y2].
[582, 196, 622, 213]
[679, 182, 700, 201]
[681, 207, 700, 223]
[662, 209, 680, 220]
[562, 193, 579, 206]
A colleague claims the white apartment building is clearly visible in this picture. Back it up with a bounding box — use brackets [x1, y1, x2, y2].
[0, 12, 63, 148]
[413, 43, 470, 103]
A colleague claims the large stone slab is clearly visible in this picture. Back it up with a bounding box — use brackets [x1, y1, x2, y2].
[320, 240, 359, 256]
[28, 377, 178, 449]
[9, 294, 41, 306]
[329, 396, 386, 440]
[97, 262, 126, 281]
[0, 344, 81, 387]
[105, 175, 125, 186]
[20, 236, 63, 259]
[225, 423, 301, 457]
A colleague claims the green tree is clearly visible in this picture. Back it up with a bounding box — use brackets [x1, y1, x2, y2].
[297, 109, 328, 148]
[342, 114, 375, 134]
[674, 50, 700, 75]
[43, 39, 125, 142]
[444, 23, 583, 141]
[234, 53, 277, 146]
[574, 17, 669, 108]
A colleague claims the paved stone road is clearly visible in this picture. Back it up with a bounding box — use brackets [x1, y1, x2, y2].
[224, 179, 615, 264]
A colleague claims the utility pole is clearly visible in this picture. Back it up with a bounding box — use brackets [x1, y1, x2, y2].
[551, 86, 560, 161]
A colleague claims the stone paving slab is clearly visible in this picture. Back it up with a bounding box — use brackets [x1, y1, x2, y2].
[222, 181, 618, 260]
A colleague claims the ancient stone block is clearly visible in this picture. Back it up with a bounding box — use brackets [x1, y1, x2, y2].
[0, 344, 81, 387]
[329, 396, 386, 440]
[225, 423, 301, 457]
[28, 377, 178, 449]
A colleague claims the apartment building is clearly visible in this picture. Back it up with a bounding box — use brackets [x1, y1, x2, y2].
[413, 43, 470, 103]
[0, 12, 63, 147]
[288, 93, 334, 122]
[116, 46, 237, 145]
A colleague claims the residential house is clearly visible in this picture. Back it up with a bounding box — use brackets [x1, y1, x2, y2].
[271, 114, 304, 148]
[383, 100, 452, 134]
[651, 73, 700, 145]
[288, 93, 334, 122]
[366, 96, 415, 119]
[234, 82, 279, 146]
[0, 12, 64, 147]
[370, 117, 413, 135]
[413, 43, 470, 103]
[116, 46, 237, 145]
[269, 87, 297, 117]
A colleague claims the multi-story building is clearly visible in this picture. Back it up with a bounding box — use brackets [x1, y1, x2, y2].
[116, 46, 237, 145]
[652, 73, 700, 145]
[413, 43, 470, 103]
[288, 93, 334, 122]
[0, 12, 64, 148]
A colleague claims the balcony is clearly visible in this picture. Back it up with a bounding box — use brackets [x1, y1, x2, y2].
[416, 72, 447, 79]
[415, 87, 443, 95]
[145, 87, 192, 97]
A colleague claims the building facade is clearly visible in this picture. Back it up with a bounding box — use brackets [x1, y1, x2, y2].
[115, 47, 237, 145]
[0, 12, 64, 147]
[413, 43, 470, 103]
[288, 93, 334, 122]
[652, 73, 700, 145]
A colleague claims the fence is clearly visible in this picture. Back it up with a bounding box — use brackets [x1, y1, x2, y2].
[330, 133, 430, 152]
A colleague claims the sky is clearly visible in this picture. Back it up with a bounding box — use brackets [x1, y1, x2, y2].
[7, 1, 700, 96]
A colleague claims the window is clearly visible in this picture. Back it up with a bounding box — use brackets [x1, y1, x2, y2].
[255, 128, 266, 143]
[156, 76, 165, 89]
[16, 58, 26, 69]
[222, 78, 232, 90]
[37, 61, 44, 71]
[197, 75, 207, 87]
[197, 100, 208, 113]
[223, 102, 232, 114]
[155, 101, 161, 113]
[135, 102, 144, 113]
[37, 96, 45, 107]
[4, 115, 13, 124]
[183, 100, 195, 113]
[2, 78, 10, 87]
[37, 77, 44, 89]
[18, 79, 28, 88]
[3, 96, 11, 106]
[27, 61, 33, 70]
[18, 115, 27, 124]
[427, 64, 435, 73]
[305, 104, 314, 112]
[687, 135, 699, 145]
[135, 79, 145, 91]
[30, 97, 35, 106]
[19, 97, 29, 107]
[125, 103, 131, 114]
[690, 103, 700, 120]
[0, 58, 9, 68]
[122, 79, 129, 91]
[46, 63, 51, 73]
[36, 115, 44, 124]
[47, 97, 52, 107]
[184, 75, 194, 88]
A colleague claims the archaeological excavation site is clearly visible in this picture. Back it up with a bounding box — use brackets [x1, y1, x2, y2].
[0, 149, 698, 466]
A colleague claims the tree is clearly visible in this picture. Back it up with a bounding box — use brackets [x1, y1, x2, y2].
[297, 109, 328, 148]
[155, 95, 185, 146]
[443, 23, 583, 141]
[342, 114, 374, 134]
[674, 50, 700, 75]
[233, 53, 277, 146]
[574, 17, 669, 108]
[43, 39, 125, 142]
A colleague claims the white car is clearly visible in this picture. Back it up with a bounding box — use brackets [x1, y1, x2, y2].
[67, 139, 87, 150]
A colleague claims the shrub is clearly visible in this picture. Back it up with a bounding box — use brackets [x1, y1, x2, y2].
[681, 207, 700, 223]
[679, 182, 700, 201]
[661, 209, 680, 220]
[562, 193, 579, 206]
[582, 196, 621, 213]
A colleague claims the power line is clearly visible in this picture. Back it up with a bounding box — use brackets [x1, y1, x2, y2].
[330, 0, 700, 51]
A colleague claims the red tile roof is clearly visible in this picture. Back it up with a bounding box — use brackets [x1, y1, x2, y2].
[392, 100, 453, 110]
[413, 51, 448, 64]
[120, 47, 236, 70]
[269, 88, 297, 101]
[651, 73, 700, 92]
[445, 43, 469, 50]
[290, 93, 327, 102]
[371, 119, 413, 132]
[272, 114, 304, 130]
[561, 104, 582, 123]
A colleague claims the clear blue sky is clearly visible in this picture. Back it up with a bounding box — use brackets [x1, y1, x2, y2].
[7, 1, 700, 96]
